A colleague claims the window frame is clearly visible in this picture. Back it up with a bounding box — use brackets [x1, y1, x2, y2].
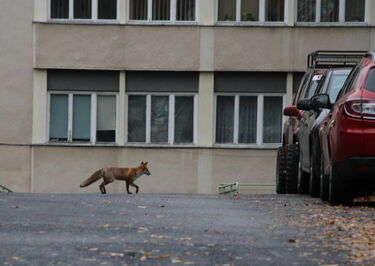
[125, 92, 198, 146]
[214, 93, 286, 148]
[126, 0, 198, 24]
[48, 91, 119, 144]
[295, 0, 369, 25]
[215, 0, 287, 25]
[48, 0, 120, 22]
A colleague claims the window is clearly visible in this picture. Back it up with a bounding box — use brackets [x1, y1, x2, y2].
[50, 0, 117, 20]
[215, 94, 284, 145]
[296, 0, 366, 23]
[49, 92, 117, 143]
[218, 0, 285, 23]
[127, 94, 196, 144]
[129, 0, 196, 22]
[365, 68, 375, 93]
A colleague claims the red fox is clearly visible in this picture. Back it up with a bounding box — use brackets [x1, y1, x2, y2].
[80, 162, 151, 194]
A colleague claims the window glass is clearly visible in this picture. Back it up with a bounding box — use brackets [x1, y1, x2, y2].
[176, 0, 195, 21]
[218, 0, 236, 21]
[74, 0, 92, 19]
[345, 0, 365, 22]
[50, 95, 69, 141]
[327, 74, 348, 103]
[305, 74, 322, 98]
[321, 0, 339, 22]
[263, 96, 282, 143]
[128, 95, 147, 142]
[216, 96, 234, 143]
[152, 0, 170, 20]
[241, 0, 259, 21]
[239, 96, 257, 143]
[130, 0, 148, 20]
[97, 95, 116, 142]
[73, 95, 91, 141]
[151, 96, 169, 142]
[265, 0, 284, 22]
[297, 0, 316, 22]
[365, 68, 375, 93]
[175, 96, 194, 143]
[51, 0, 69, 19]
[98, 0, 116, 19]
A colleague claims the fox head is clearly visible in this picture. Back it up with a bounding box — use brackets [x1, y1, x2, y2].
[141, 161, 151, 176]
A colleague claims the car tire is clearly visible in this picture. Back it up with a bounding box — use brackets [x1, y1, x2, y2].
[329, 160, 353, 206]
[285, 144, 299, 193]
[276, 146, 287, 194]
[320, 160, 329, 201]
[309, 151, 320, 197]
[297, 160, 310, 194]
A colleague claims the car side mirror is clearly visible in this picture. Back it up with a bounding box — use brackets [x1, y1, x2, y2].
[283, 105, 300, 117]
[310, 94, 331, 110]
[297, 98, 312, 111]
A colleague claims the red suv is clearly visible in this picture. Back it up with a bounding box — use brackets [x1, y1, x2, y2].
[315, 52, 375, 205]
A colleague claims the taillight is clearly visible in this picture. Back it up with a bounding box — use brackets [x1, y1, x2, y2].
[344, 98, 375, 119]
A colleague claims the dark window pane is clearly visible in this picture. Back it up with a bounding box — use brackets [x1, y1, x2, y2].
[176, 0, 195, 21]
[98, 0, 116, 19]
[321, 0, 339, 22]
[241, 0, 259, 21]
[175, 96, 194, 143]
[73, 95, 91, 141]
[51, 0, 69, 19]
[152, 0, 170, 20]
[130, 0, 148, 20]
[128, 95, 146, 142]
[74, 0, 92, 19]
[297, 0, 316, 22]
[50, 94, 68, 141]
[365, 68, 375, 93]
[216, 96, 234, 143]
[151, 96, 169, 143]
[265, 0, 284, 21]
[327, 74, 348, 103]
[239, 96, 257, 143]
[218, 0, 236, 21]
[345, 0, 365, 22]
[263, 96, 282, 143]
[97, 95, 116, 142]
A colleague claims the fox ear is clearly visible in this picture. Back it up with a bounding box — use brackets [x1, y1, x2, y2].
[144, 161, 148, 165]
[141, 161, 144, 165]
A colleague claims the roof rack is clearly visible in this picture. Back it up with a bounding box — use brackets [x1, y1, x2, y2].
[308, 50, 367, 69]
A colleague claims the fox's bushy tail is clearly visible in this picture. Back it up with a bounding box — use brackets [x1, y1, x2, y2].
[80, 169, 103, 188]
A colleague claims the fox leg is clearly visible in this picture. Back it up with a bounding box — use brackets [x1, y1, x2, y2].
[130, 183, 139, 194]
[99, 180, 110, 194]
[126, 181, 132, 194]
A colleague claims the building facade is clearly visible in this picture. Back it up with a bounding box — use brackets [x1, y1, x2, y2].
[1, 0, 374, 194]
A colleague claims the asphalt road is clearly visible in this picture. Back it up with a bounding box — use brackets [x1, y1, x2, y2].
[0, 193, 373, 265]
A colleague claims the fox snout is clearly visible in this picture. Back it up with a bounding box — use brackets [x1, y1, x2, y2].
[145, 170, 151, 176]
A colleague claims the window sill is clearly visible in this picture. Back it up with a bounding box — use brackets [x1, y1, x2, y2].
[295, 22, 368, 27]
[126, 20, 198, 26]
[41, 19, 121, 25]
[215, 21, 288, 27]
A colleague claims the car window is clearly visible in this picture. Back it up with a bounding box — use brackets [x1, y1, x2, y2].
[365, 68, 375, 92]
[327, 74, 349, 103]
[304, 74, 322, 99]
[336, 65, 360, 101]
[293, 72, 309, 105]
[315, 73, 327, 95]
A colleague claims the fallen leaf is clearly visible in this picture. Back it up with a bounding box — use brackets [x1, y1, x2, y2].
[97, 224, 111, 229]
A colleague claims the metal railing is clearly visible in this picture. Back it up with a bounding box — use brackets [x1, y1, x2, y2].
[0, 184, 12, 193]
[219, 182, 275, 195]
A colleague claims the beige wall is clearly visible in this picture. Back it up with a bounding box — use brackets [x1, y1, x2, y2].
[0, 1, 34, 144]
[31, 146, 276, 194]
[0, 146, 31, 192]
[35, 24, 374, 72]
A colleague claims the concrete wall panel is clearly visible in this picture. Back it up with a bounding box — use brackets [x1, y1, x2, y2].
[0, 1, 34, 144]
[31, 146, 275, 194]
[0, 146, 31, 192]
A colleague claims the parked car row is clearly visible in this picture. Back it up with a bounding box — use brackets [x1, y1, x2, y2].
[276, 51, 375, 205]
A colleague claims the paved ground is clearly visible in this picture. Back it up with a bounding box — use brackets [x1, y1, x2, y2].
[0, 193, 374, 265]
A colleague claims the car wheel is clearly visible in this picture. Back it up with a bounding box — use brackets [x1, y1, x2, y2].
[297, 160, 310, 194]
[320, 160, 329, 201]
[329, 160, 353, 206]
[309, 151, 320, 197]
[285, 144, 298, 193]
[276, 146, 287, 194]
